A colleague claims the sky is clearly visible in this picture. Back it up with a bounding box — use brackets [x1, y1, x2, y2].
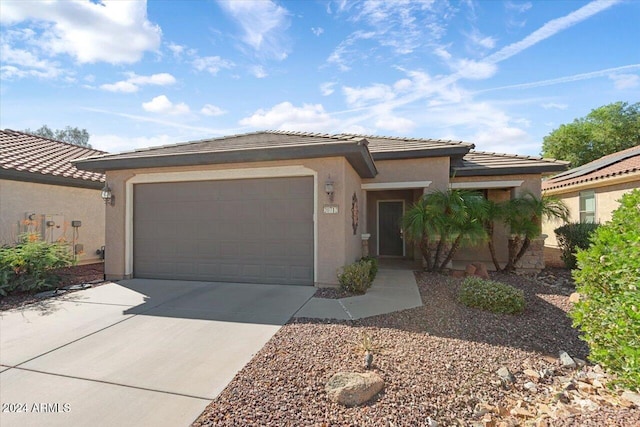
[1, 0, 639, 156]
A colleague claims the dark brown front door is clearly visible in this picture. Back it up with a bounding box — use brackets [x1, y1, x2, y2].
[378, 201, 404, 256]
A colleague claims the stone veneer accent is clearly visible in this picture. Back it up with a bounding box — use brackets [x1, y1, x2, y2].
[515, 235, 547, 273]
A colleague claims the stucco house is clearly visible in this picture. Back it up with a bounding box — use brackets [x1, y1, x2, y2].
[75, 131, 566, 286]
[542, 144, 640, 264]
[0, 129, 106, 264]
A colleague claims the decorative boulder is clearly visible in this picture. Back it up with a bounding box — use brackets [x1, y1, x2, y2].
[471, 262, 490, 279]
[325, 372, 384, 406]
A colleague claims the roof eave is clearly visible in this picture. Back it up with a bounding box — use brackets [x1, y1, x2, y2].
[371, 145, 471, 160]
[451, 164, 568, 177]
[0, 168, 105, 189]
[74, 143, 378, 178]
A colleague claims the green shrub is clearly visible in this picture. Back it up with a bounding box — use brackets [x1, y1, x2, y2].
[570, 190, 640, 391]
[554, 222, 600, 269]
[0, 236, 75, 296]
[360, 256, 379, 282]
[459, 276, 525, 314]
[338, 259, 373, 294]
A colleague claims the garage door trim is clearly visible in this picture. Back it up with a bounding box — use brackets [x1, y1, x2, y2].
[124, 166, 318, 283]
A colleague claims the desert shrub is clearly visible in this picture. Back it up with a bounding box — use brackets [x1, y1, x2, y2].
[0, 235, 74, 296]
[570, 190, 640, 391]
[338, 259, 373, 294]
[459, 276, 525, 314]
[554, 222, 600, 269]
[360, 256, 379, 282]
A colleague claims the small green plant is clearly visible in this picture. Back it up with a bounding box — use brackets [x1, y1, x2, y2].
[554, 222, 600, 269]
[359, 256, 379, 282]
[570, 190, 640, 391]
[354, 332, 383, 369]
[337, 259, 373, 294]
[459, 276, 525, 314]
[0, 234, 75, 296]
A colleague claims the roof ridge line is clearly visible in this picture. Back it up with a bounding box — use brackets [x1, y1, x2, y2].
[3, 129, 107, 155]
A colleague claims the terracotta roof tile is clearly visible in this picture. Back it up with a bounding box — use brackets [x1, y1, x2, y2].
[0, 129, 106, 183]
[542, 145, 640, 191]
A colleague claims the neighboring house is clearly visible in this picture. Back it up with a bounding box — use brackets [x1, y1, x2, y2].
[541, 144, 640, 264]
[0, 129, 106, 264]
[75, 131, 567, 286]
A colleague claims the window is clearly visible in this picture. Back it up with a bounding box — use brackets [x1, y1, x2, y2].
[579, 191, 596, 223]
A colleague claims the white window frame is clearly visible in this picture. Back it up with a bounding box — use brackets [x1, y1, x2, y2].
[579, 190, 596, 223]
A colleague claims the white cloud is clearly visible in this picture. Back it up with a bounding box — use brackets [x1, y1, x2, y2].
[541, 102, 568, 110]
[320, 82, 336, 96]
[100, 72, 176, 93]
[343, 83, 397, 107]
[311, 27, 324, 36]
[488, 0, 620, 64]
[167, 42, 185, 58]
[91, 134, 176, 153]
[251, 65, 268, 78]
[239, 102, 335, 132]
[477, 64, 640, 93]
[327, 30, 376, 71]
[454, 59, 497, 80]
[375, 116, 415, 133]
[0, 42, 67, 79]
[192, 56, 234, 75]
[328, 0, 454, 70]
[609, 73, 639, 90]
[200, 104, 226, 116]
[1, 0, 161, 64]
[433, 46, 452, 61]
[142, 95, 190, 115]
[471, 126, 532, 153]
[217, 0, 290, 60]
[467, 29, 497, 49]
[505, 1, 533, 14]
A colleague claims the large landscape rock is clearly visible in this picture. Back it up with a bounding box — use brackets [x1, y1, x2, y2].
[325, 372, 384, 406]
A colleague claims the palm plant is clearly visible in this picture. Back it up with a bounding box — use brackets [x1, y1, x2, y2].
[479, 198, 504, 272]
[501, 191, 569, 272]
[403, 189, 488, 272]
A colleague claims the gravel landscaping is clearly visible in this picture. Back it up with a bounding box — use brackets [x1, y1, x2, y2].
[193, 270, 639, 426]
[0, 262, 105, 311]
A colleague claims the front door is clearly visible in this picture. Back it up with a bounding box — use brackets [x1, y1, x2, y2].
[378, 201, 404, 256]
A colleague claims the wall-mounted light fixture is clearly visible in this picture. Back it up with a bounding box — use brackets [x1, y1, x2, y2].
[101, 183, 114, 206]
[325, 177, 335, 202]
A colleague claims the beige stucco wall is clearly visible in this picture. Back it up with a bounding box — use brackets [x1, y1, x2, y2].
[103, 157, 364, 286]
[542, 177, 640, 248]
[0, 179, 105, 264]
[363, 157, 450, 189]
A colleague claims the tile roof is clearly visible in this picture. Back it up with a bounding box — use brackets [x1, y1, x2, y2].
[0, 129, 106, 185]
[453, 151, 569, 176]
[542, 144, 640, 191]
[76, 130, 474, 162]
[74, 129, 567, 177]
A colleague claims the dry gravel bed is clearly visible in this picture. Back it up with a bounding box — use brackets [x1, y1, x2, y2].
[193, 272, 637, 427]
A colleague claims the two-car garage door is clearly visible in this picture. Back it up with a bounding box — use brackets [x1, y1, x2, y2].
[133, 177, 314, 285]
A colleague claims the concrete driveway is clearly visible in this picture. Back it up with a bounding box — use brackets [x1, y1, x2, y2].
[0, 279, 315, 427]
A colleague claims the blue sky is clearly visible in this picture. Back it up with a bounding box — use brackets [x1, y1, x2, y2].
[1, 0, 639, 155]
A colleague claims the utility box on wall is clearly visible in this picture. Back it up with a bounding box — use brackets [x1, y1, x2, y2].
[43, 214, 65, 243]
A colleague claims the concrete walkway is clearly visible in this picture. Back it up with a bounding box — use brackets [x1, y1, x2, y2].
[294, 269, 423, 320]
